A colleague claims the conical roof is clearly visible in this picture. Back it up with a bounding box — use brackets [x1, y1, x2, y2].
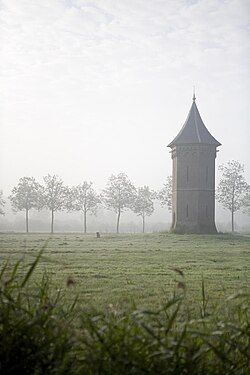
[168, 97, 221, 148]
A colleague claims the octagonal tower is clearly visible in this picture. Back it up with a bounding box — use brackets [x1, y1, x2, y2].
[168, 95, 221, 234]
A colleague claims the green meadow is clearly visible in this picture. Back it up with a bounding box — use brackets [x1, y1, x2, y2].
[1, 232, 249, 309]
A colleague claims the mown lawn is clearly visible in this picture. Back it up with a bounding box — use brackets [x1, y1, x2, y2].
[0, 232, 249, 309]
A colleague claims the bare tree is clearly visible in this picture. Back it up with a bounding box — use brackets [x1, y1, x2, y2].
[0, 190, 5, 215]
[157, 176, 172, 211]
[132, 186, 155, 233]
[9, 177, 43, 233]
[102, 173, 136, 233]
[42, 174, 69, 234]
[72, 181, 100, 234]
[216, 160, 249, 232]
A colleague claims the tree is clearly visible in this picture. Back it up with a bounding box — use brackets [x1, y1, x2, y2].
[102, 173, 136, 233]
[157, 176, 172, 211]
[0, 190, 5, 215]
[132, 186, 155, 233]
[9, 177, 43, 233]
[216, 160, 249, 232]
[42, 174, 69, 234]
[72, 181, 100, 234]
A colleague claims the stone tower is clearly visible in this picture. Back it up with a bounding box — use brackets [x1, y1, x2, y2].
[168, 95, 221, 234]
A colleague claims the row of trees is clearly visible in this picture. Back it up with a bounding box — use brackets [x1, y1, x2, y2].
[0, 173, 170, 234]
[0, 160, 249, 233]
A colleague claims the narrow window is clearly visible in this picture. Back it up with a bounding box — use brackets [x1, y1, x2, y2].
[206, 166, 208, 185]
[186, 166, 189, 184]
[186, 204, 189, 218]
[206, 205, 208, 218]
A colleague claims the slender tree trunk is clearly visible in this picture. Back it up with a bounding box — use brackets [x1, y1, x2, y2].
[51, 209, 54, 234]
[231, 189, 235, 233]
[231, 209, 234, 233]
[84, 210, 87, 234]
[26, 208, 29, 233]
[231, 193, 235, 233]
[142, 215, 145, 233]
[117, 209, 121, 234]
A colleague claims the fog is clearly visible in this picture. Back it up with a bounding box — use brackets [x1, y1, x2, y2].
[0, 0, 249, 231]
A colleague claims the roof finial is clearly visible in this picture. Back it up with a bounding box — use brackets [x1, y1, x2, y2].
[193, 86, 196, 102]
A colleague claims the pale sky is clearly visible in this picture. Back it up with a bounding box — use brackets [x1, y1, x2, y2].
[0, 0, 250, 196]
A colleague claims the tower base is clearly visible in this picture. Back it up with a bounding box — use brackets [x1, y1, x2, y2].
[171, 222, 218, 234]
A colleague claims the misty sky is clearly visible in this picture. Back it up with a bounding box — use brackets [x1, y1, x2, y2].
[0, 0, 249, 195]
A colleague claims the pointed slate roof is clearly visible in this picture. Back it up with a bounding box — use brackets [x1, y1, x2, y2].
[168, 96, 221, 148]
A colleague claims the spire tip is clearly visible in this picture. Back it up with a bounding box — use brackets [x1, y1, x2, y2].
[193, 86, 196, 101]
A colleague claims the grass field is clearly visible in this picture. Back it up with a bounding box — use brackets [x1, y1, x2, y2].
[1, 232, 249, 374]
[0, 232, 249, 309]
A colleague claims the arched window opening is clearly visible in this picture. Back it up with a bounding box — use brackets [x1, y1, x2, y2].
[186, 204, 189, 218]
[206, 205, 208, 217]
[186, 166, 189, 184]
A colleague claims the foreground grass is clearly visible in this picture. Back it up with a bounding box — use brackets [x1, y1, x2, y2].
[0, 233, 249, 309]
[0, 252, 249, 375]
